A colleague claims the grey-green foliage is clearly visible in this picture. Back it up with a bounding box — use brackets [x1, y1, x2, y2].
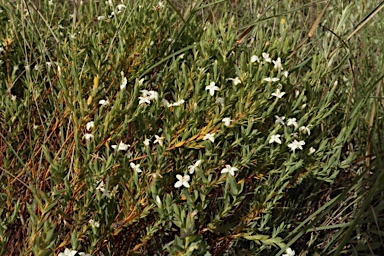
[0, 0, 383, 255]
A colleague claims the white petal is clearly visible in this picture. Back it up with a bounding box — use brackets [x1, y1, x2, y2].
[250, 55, 260, 63]
[174, 181, 182, 188]
[195, 160, 202, 166]
[156, 196, 162, 205]
[86, 121, 94, 131]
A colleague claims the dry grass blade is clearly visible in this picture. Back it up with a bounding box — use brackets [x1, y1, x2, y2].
[289, 0, 330, 58]
[366, 79, 382, 167]
[307, 0, 330, 38]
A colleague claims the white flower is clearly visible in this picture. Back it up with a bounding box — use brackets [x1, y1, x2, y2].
[228, 77, 241, 85]
[78, 253, 91, 256]
[130, 162, 142, 173]
[148, 173, 163, 179]
[174, 174, 190, 188]
[269, 134, 282, 144]
[169, 99, 185, 107]
[221, 165, 238, 176]
[272, 57, 283, 70]
[140, 89, 149, 95]
[215, 97, 224, 106]
[262, 52, 271, 62]
[140, 90, 158, 101]
[203, 133, 215, 143]
[138, 96, 151, 105]
[173, 99, 185, 106]
[250, 55, 260, 63]
[158, 1, 164, 8]
[283, 70, 289, 78]
[48, 0, 53, 6]
[83, 133, 94, 140]
[112, 141, 130, 151]
[116, 4, 126, 13]
[89, 219, 100, 228]
[105, 0, 113, 6]
[308, 147, 316, 155]
[57, 65, 62, 76]
[299, 125, 311, 135]
[86, 121, 94, 131]
[138, 78, 145, 85]
[162, 99, 170, 107]
[11, 95, 16, 101]
[271, 89, 286, 99]
[143, 138, 151, 146]
[96, 180, 112, 198]
[148, 90, 159, 101]
[222, 117, 232, 127]
[126, 150, 133, 158]
[58, 248, 78, 256]
[97, 16, 106, 21]
[287, 118, 298, 128]
[99, 99, 110, 106]
[263, 77, 280, 83]
[96, 180, 105, 191]
[120, 77, 127, 90]
[154, 135, 164, 146]
[156, 195, 162, 206]
[288, 140, 305, 153]
[205, 82, 220, 96]
[275, 115, 285, 125]
[188, 160, 202, 174]
[283, 247, 295, 256]
[108, 11, 115, 18]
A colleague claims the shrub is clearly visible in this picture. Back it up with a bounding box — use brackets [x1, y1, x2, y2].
[0, 0, 383, 255]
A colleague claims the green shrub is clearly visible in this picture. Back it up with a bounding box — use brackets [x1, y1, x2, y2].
[0, 0, 383, 255]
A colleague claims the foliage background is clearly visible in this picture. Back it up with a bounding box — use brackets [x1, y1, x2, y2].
[0, 0, 383, 255]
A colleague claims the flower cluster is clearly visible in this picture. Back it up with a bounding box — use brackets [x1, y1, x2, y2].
[252, 52, 289, 101]
[174, 159, 203, 188]
[269, 114, 313, 154]
[89, 219, 100, 228]
[174, 160, 239, 188]
[139, 90, 159, 105]
[251, 53, 315, 155]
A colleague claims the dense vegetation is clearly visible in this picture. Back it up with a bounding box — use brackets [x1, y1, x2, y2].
[0, 0, 383, 255]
